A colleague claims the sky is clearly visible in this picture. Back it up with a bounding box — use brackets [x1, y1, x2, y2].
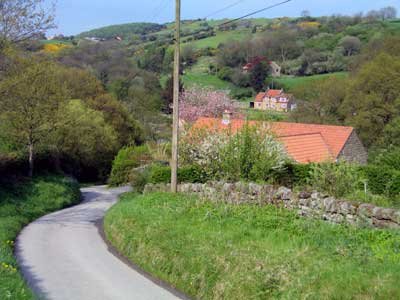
[48, 0, 400, 36]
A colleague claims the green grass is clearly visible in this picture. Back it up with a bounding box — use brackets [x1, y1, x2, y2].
[276, 72, 349, 92]
[0, 176, 81, 300]
[245, 109, 288, 122]
[105, 192, 400, 300]
[189, 30, 251, 49]
[182, 72, 235, 91]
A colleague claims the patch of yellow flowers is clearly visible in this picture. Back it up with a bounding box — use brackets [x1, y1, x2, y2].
[1, 262, 17, 273]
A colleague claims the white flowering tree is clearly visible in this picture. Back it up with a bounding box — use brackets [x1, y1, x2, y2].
[179, 124, 289, 181]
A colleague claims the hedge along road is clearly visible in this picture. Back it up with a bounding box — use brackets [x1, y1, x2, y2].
[16, 185, 187, 300]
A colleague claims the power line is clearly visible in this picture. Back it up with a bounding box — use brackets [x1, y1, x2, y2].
[217, 0, 293, 28]
[204, 0, 248, 19]
[181, 0, 293, 40]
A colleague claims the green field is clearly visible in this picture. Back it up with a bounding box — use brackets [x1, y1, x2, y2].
[105, 192, 400, 300]
[189, 30, 251, 49]
[182, 72, 235, 90]
[276, 72, 349, 91]
[0, 176, 80, 300]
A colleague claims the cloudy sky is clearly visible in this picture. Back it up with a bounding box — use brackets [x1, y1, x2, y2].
[49, 0, 400, 35]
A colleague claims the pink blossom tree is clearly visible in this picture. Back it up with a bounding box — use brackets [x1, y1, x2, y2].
[179, 87, 240, 123]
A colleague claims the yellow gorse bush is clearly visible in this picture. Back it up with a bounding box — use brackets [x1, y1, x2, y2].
[42, 43, 71, 53]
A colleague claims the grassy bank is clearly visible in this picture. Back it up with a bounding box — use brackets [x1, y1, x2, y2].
[276, 72, 348, 91]
[105, 192, 400, 300]
[0, 176, 81, 300]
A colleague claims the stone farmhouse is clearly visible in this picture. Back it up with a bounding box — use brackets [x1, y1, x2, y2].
[242, 57, 281, 77]
[250, 89, 295, 112]
[193, 113, 368, 164]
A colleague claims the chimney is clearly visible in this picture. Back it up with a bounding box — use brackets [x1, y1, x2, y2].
[222, 110, 232, 125]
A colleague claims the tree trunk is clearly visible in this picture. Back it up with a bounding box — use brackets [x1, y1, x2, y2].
[28, 139, 34, 178]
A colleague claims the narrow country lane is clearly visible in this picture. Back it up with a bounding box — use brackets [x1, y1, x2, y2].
[16, 186, 185, 300]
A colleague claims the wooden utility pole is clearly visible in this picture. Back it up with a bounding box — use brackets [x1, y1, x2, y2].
[171, 0, 181, 193]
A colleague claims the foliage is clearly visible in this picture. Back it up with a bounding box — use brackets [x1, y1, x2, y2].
[42, 43, 71, 53]
[0, 0, 55, 46]
[0, 176, 80, 300]
[309, 161, 362, 198]
[180, 125, 288, 181]
[105, 191, 400, 300]
[78, 23, 164, 39]
[179, 87, 237, 123]
[54, 100, 119, 180]
[219, 125, 288, 181]
[0, 54, 70, 176]
[108, 145, 151, 186]
[360, 165, 400, 198]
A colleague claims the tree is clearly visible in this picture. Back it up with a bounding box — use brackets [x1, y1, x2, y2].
[0, 0, 56, 47]
[379, 6, 397, 20]
[290, 77, 347, 125]
[54, 100, 118, 179]
[88, 94, 144, 147]
[0, 56, 69, 176]
[250, 61, 269, 91]
[179, 87, 238, 123]
[341, 53, 400, 147]
[301, 10, 311, 18]
[339, 36, 361, 56]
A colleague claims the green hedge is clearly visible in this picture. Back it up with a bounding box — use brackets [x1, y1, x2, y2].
[148, 164, 207, 184]
[360, 165, 400, 196]
[108, 145, 151, 186]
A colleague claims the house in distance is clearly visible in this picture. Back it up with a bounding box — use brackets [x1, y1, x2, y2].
[250, 89, 295, 112]
[243, 57, 281, 77]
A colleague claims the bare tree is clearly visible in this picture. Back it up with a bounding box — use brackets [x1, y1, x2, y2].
[301, 10, 310, 18]
[380, 6, 397, 20]
[0, 0, 56, 46]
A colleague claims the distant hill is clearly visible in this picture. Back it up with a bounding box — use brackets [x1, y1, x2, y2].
[78, 22, 166, 39]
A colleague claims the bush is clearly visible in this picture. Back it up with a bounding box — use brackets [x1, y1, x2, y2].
[129, 164, 207, 192]
[217, 67, 234, 81]
[309, 161, 361, 198]
[108, 145, 151, 186]
[360, 165, 400, 197]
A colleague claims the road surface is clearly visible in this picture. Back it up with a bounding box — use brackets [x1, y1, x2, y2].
[16, 185, 186, 300]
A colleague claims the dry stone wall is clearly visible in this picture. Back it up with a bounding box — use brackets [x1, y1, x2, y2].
[144, 182, 400, 229]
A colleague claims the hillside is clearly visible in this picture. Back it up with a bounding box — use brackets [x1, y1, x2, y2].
[77, 22, 165, 39]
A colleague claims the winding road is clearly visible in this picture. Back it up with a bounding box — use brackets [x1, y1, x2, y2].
[16, 186, 186, 300]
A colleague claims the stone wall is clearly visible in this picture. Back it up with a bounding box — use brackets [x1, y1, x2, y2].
[144, 182, 400, 229]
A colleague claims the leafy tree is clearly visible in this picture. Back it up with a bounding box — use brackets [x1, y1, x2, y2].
[54, 100, 118, 179]
[290, 77, 347, 125]
[0, 56, 69, 176]
[88, 94, 143, 146]
[0, 0, 55, 47]
[341, 53, 400, 147]
[250, 61, 269, 91]
[339, 36, 362, 56]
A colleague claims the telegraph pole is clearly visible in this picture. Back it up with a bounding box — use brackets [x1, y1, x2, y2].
[171, 0, 181, 193]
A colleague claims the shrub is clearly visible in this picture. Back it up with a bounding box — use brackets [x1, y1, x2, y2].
[309, 161, 362, 198]
[108, 145, 151, 186]
[180, 125, 288, 182]
[217, 67, 234, 81]
[360, 165, 400, 197]
[129, 164, 207, 192]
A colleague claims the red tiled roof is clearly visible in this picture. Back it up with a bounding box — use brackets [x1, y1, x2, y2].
[192, 117, 355, 163]
[265, 89, 283, 98]
[255, 92, 265, 102]
[278, 133, 332, 163]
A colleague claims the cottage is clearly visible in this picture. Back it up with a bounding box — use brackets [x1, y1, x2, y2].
[243, 57, 281, 77]
[193, 115, 368, 165]
[250, 89, 294, 112]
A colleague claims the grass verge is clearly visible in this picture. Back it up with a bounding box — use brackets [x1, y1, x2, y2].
[0, 176, 81, 300]
[105, 192, 400, 300]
